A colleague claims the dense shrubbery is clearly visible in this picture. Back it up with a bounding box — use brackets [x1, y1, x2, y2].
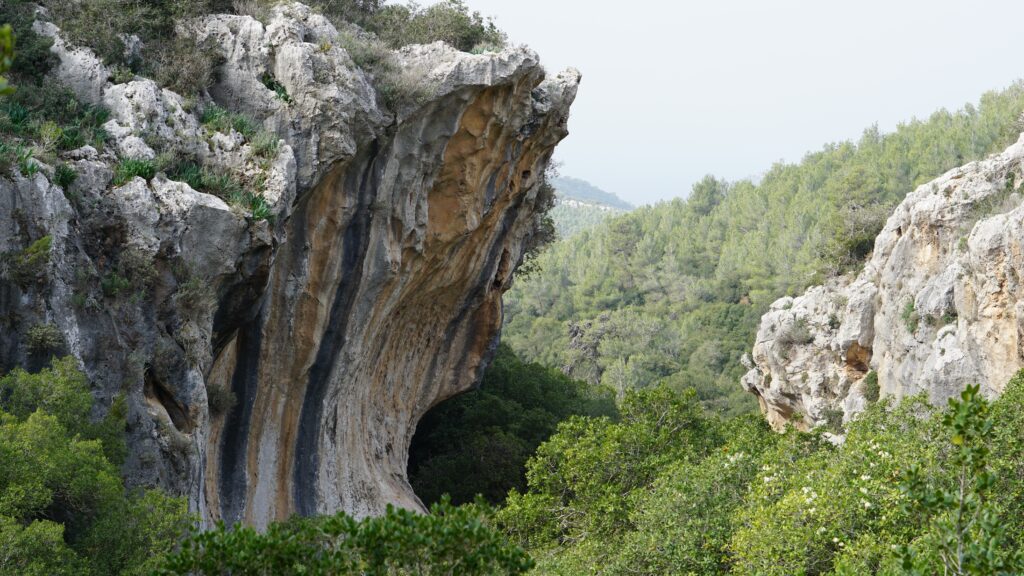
[408, 344, 616, 506]
[497, 373, 1024, 575]
[157, 498, 532, 576]
[504, 83, 1024, 417]
[0, 358, 189, 576]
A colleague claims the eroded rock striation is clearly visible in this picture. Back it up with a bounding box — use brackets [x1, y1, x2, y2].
[743, 134, 1024, 431]
[0, 3, 577, 527]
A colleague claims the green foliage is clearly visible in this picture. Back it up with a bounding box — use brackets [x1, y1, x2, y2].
[146, 35, 225, 97]
[100, 271, 131, 297]
[260, 72, 291, 103]
[902, 299, 920, 334]
[311, 0, 505, 53]
[200, 104, 257, 138]
[174, 274, 216, 318]
[896, 385, 1024, 575]
[504, 82, 1024, 417]
[165, 161, 274, 221]
[34, 0, 223, 96]
[25, 323, 63, 356]
[0, 82, 110, 153]
[250, 130, 281, 160]
[1, 2, 58, 86]
[0, 24, 14, 96]
[0, 358, 188, 575]
[54, 163, 78, 188]
[503, 369, 1024, 575]
[498, 386, 722, 552]
[863, 370, 880, 403]
[156, 497, 533, 576]
[112, 158, 157, 186]
[1, 234, 51, 287]
[335, 28, 433, 110]
[408, 344, 615, 506]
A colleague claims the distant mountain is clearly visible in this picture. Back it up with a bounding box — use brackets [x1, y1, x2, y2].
[548, 177, 632, 238]
[551, 177, 633, 210]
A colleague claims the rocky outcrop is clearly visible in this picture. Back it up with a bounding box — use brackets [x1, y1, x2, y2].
[0, 3, 577, 527]
[743, 134, 1024, 431]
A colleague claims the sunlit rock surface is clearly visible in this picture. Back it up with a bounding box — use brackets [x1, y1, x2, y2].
[744, 134, 1024, 430]
[0, 2, 577, 527]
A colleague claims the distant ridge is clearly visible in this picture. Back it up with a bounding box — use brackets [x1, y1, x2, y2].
[547, 177, 632, 238]
[550, 176, 633, 210]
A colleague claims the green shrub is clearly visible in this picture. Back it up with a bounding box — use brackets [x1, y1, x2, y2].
[862, 370, 880, 402]
[901, 299, 920, 333]
[2, 235, 52, 286]
[112, 158, 157, 186]
[117, 246, 158, 292]
[498, 387, 721, 546]
[363, 0, 506, 53]
[250, 130, 280, 160]
[175, 274, 216, 318]
[0, 81, 110, 151]
[3, 4, 58, 85]
[145, 35, 225, 97]
[0, 24, 15, 96]
[336, 28, 432, 110]
[200, 104, 257, 138]
[0, 358, 189, 575]
[166, 161, 274, 221]
[896, 385, 1024, 574]
[259, 72, 290, 103]
[156, 497, 533, 576]
[100, 271, 131, 297]
[409, 344, 616, 506]
[25, 323, 63, 355]
[821, 407, 845, 433]
[54, 163, 77, 188]
[206, 382, 236, 416]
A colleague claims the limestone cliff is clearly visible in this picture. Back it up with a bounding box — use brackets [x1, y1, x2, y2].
[0, 3, 577, 527]
[743, 133, 1024, 431]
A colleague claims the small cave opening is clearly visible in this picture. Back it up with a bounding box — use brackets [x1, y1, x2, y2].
[406, 382, 528, 508]
[144, 368, 193, 434]
[844, 343, 872, 375]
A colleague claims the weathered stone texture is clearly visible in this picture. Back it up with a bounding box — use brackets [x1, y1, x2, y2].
[0, 2, 577, 527]
[744, 135, 1024, 430]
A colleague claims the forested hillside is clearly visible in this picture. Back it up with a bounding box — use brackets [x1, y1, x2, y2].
[504, 82, 1024, 416]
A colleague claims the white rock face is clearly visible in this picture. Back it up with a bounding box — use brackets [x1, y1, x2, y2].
[744, 135, 1024, 430]
[1, 2, 578, 527]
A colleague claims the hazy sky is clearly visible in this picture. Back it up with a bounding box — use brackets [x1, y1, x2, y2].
[455, 0, 1024, 205]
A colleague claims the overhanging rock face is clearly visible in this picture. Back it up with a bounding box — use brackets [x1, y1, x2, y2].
[0, 2, 577, 527]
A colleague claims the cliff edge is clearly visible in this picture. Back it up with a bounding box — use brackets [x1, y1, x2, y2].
[0, 2, 577, 527]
